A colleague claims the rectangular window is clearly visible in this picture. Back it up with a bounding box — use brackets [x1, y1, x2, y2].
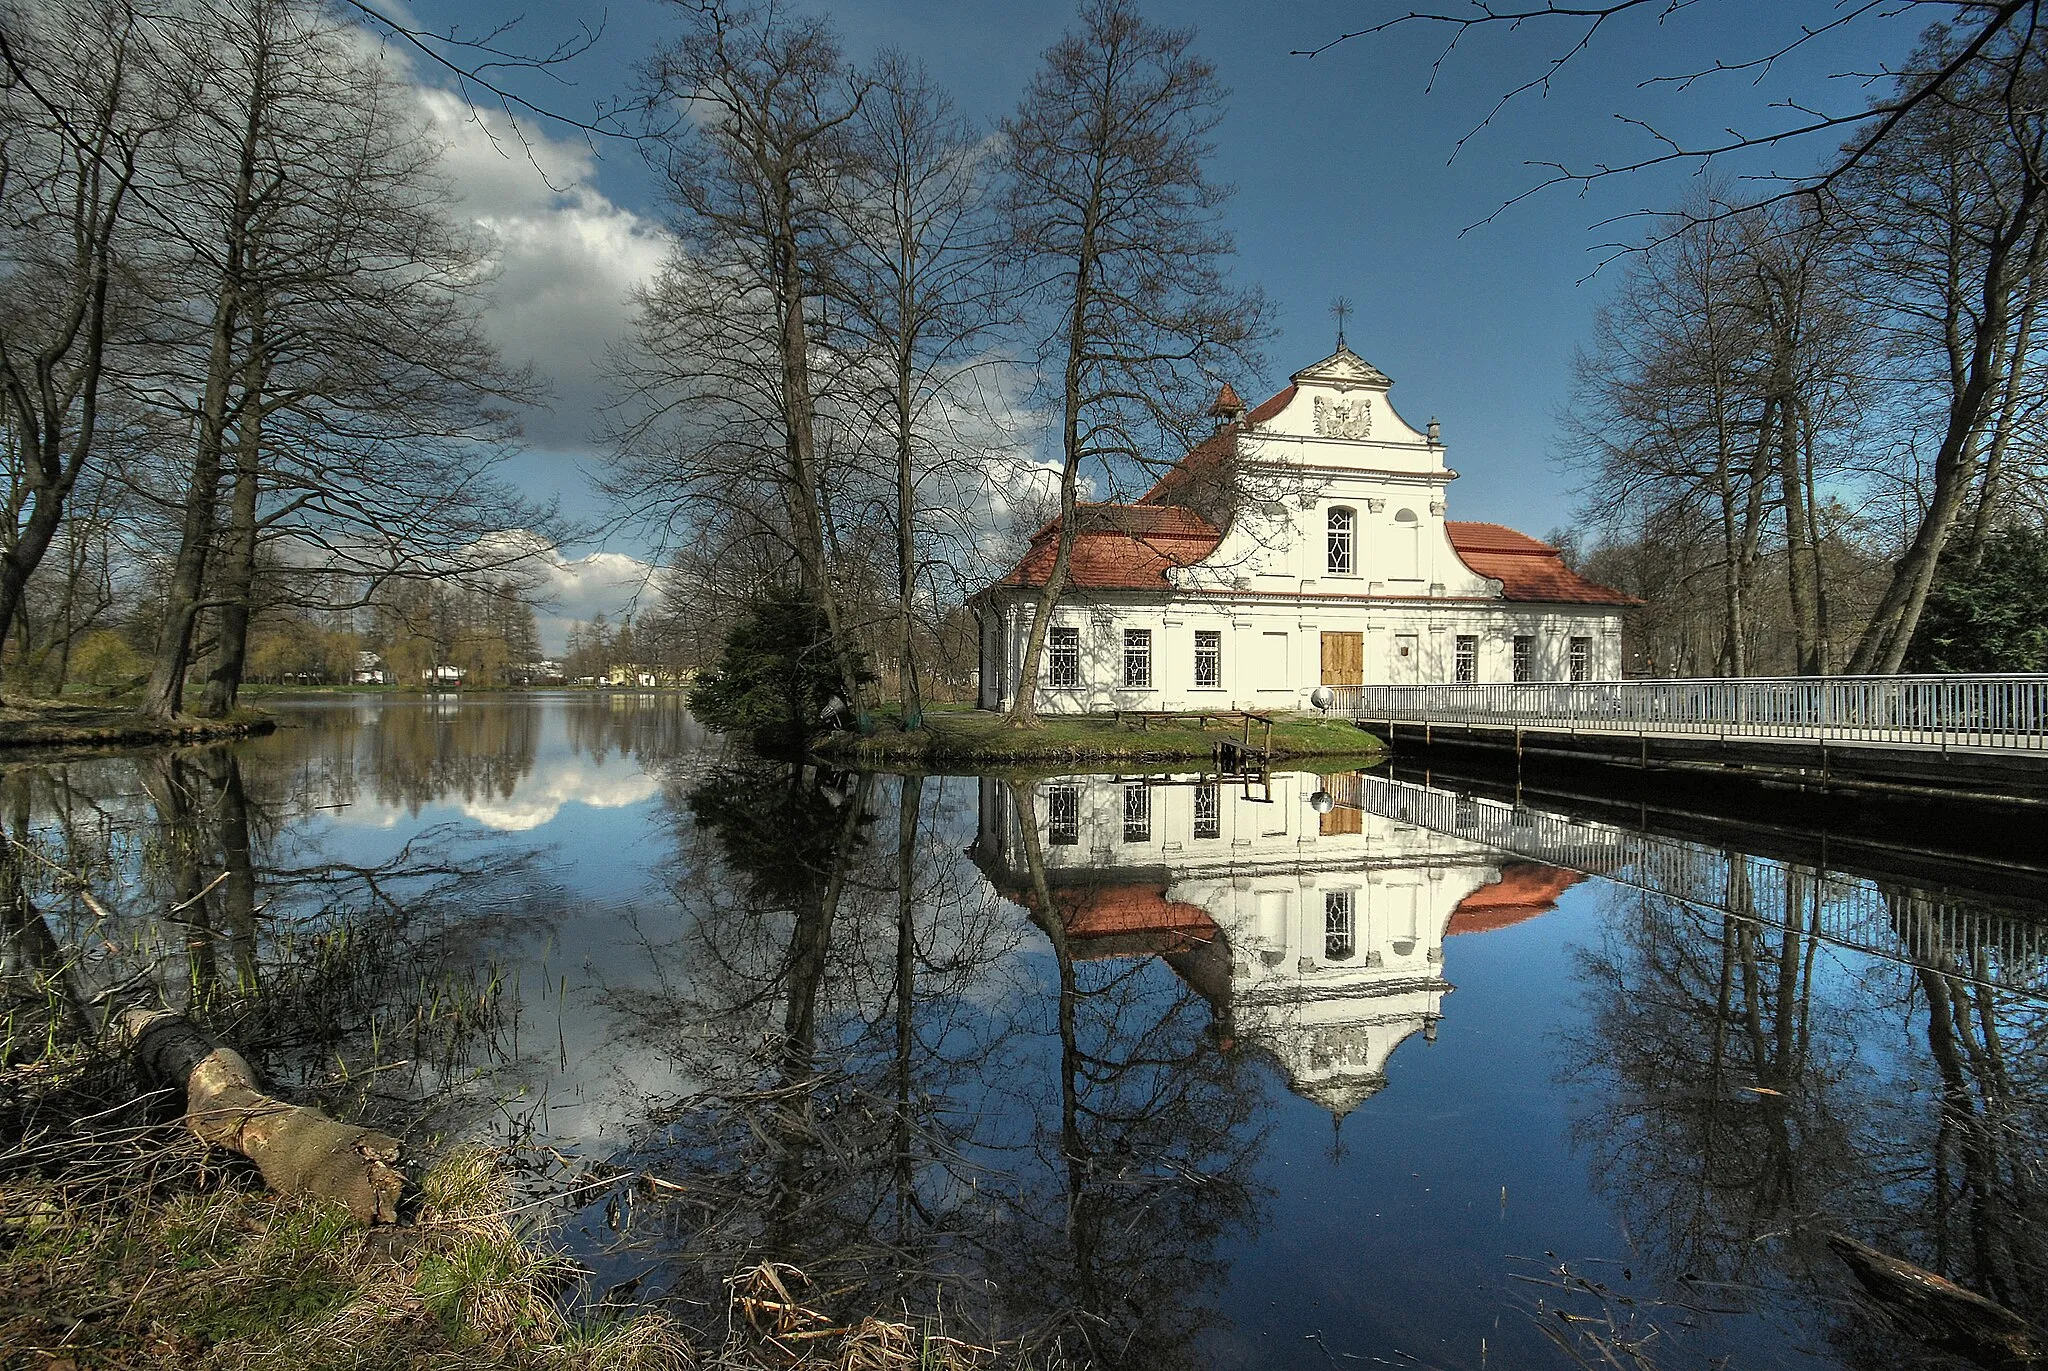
[1046, 784, 1079, 846]
[1324, 889, 1356, 961]
[1049, 626, 1081, 688]
[1569, 636, 1592, 683]
[1193, 783, 1220, 839]
[1123, 783, 1151, 843]
[1327, 507, 1355, 575]
[1455, 634, 1478, 684]
[1122, 628, 1152, 688]
[1193, 629, 1222, 687]
[1513, 634, 1535, 683]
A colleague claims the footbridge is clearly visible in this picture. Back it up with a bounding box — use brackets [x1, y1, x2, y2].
[1324, 770, 2048, 997]
[1324, 675, 2048, 804]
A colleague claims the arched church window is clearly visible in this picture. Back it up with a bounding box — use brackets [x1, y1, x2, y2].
[1327, 507, 1356, 575]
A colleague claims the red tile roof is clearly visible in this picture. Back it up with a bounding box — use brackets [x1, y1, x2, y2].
[1445, 862, 1582, 937]
[1012, 882, 1222, 958]
[1247, 384, 1295, 424]
[1445, 522, 1636, 606]
[997, 503, 1223, 592]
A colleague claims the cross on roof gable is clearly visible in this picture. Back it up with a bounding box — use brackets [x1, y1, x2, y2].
[1290, 343, 1391, 390]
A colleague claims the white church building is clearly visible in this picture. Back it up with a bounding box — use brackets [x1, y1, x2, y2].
[972, 770, 1586, 1119]
[973, 344, 1632, 713]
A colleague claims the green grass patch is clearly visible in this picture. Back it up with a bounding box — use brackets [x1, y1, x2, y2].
[818, 703, 1386, 768]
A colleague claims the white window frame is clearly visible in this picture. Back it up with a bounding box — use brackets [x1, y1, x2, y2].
[1568, 636, 1591, 683]
[1122, 782, 1151, 843]
[1122, 628, 1153, 689]
[1454, 634, 1478, 684]
[1192, 783, 1220, 839]
[1046, 784, 1080, 845]
[1193, 629, 1222, 688]
[1327, 507, 1356, 575]
[1512, 634, 1535, 683]
[1324, 889, 1356, 961]
[1049, 625, 1081, 688]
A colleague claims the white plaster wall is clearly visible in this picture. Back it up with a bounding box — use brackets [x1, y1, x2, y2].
[982, 772, 1514, 1107]
[973, 350, 1627, 712]
[981, 594, 1625, 712]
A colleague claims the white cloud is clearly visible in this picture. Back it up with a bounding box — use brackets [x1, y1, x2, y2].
[461, 757, 660, 832]
[417, 91, 670, 456]
[468, 530, 666, 651]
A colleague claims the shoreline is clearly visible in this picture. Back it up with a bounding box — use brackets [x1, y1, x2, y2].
[0, 700, 278, 757]
[813, 706, 1388, 768]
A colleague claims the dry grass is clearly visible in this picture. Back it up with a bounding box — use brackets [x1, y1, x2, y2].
[0, 1129, 1031, 1371]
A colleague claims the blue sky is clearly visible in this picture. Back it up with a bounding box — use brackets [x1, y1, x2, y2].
[394, 0, 1928, 633]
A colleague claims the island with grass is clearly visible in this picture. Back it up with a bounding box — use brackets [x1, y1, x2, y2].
[0, 698, 276, 756]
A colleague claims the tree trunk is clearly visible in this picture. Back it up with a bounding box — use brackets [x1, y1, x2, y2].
[1960, 232, 2044, 569]
[140, 24, 269, 721]
[200, 325, 269, 718]
[1848, 185, 2043, 674]
[1008, 225, 1099, 724]
[118, 1008, 403, 1223]
[1776, 391, 1819, 674]
[895, 359, 923, 728]
[775, 224, 865, 726]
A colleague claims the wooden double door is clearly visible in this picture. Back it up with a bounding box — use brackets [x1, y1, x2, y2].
[1320, 631, 1363, 686]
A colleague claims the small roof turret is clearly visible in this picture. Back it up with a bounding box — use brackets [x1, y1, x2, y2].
[1207, 382, 1245, 425]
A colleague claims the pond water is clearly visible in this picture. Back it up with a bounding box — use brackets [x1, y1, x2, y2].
[7, 692, 2045, 1370]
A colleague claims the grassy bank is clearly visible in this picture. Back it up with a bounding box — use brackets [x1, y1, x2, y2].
[815, 703, 1385, 767]
[0, 1139, 1002, 1370]
[0, 698, 275, 755]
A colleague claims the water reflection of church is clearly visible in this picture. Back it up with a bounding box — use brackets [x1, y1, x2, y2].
[972, 772, 1580, 1118]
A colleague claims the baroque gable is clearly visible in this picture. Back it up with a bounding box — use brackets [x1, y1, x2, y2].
[1289, 344, 1391, 391]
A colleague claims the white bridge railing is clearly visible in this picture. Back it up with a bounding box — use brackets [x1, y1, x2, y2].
[1325, 674, 2048, 750]
[1331, 772, 2048, 989]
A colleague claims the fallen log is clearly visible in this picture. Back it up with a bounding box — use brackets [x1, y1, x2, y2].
[1828, 1232, 2045, 1370]
[118, 1008, 403, 1223]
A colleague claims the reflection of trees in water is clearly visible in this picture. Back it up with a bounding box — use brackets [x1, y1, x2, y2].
[1563, 868, 2048, 1365]
[562, 691, 708, 766]
[0, 744, 547, 1139]
[596, 766, 1265, 1368]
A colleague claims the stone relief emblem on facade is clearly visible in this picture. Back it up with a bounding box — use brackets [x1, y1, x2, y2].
[1313, 395, 1372, 439]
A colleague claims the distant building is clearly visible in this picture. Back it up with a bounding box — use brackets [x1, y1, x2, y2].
[352, 652, 393, 686]
[422, 664, 466, 686]
[971, 344, 1633, 713]
[604, 663, 691, 688]
[513, 659, 566, 686]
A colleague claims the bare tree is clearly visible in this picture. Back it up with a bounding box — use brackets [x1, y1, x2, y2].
[834, 52, 1006, 728]
[615, 0, 869, 719]
[0, 0, 158, 685]
[1837, 22, 2048, 672]
[999, 0, 1264, 723]
[127, 0, 541, 719]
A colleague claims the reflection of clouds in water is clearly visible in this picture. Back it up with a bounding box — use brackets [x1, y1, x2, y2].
[461, 759, 660, 832]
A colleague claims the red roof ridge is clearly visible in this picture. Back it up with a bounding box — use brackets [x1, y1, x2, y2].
[1445, 521, 1557, 554]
